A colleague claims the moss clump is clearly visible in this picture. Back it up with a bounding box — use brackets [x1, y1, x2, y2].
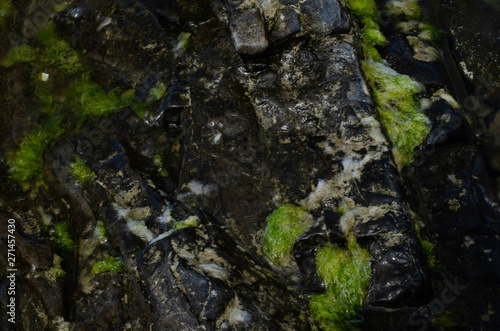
[52, 221, 76, 251]
[37, 23, 83, 74]
[152, 154, 169, 177]
[92, 256, 123, 275]
[2, 45, 38, 66]
[362, 60, 430, 166]
[345, 0, 380, 22]
[310, 240, 372, 330]
[94, 221, 107, 242]
[74, 75, 134, 118]
[8, 120, 64, 183]
[45, 255, 66, 281]
[70, 155, 96, 183]
[386, 0, 421, 20]
[172, 215, 199, 230]
[345, 0, 386, 62]
[263, 204, 313, 266]
[421, 239, 438, 270]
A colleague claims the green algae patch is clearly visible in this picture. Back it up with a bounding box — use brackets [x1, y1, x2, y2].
[2, 45, 38, 66]
[37, 23, 83, 74]
[310, 240, 372, 330]
[8, 121, 64, 183]
[92, 256, 123, 275]
[52, 221, 77, 251]
[345, 0, 380, 22]
[74, 75, 134, 118]
[362, 60, 430, 166]
[152, 154, 169, 177]
[70, 155, 96, 183]
[263, 204, 313, 266]
[94, 221, 107, 243]
[421, 239, 438, 270]
[345, 0, 386, 62]
[172, 215, 199, 230]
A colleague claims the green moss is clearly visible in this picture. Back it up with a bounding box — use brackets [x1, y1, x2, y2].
[70, 155, 96, 183]
[74, 76, 134, 118]
[152, 154, 169, 177]
[386, 0, 421, 19]
[94, 221, 107, 242]
[362, 60, 430, 167]
[37, 23, 83, 74]
[2, 45, 38, 66]
[8, 120, 64, 183]
[172, 215, 199, 230]
[42, 255, 66, 281]
[310, 240, 372, 330]
[52, 221, 76, 251]
[91, 256, 123, 275]
[421, 239, 438, 270]
[345, 0, 380, 23]
[263, 204, 313, 266]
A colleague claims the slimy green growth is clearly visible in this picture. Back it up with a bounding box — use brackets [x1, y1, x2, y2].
[309, 239, 372, 330]
[263, 204, 313, 266]
[421, 239, 438, 270]
[70, 155, 96, 183]
[362, 60, 430, 166]
[152, 154, 169, 177]
[94, 221, 108, 243]
[92, 256, 124, 275]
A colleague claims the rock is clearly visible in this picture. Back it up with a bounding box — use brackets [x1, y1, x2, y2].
[269, 7, 301, 43]
[436, 0, 500, 108]
[299, 0, 349, 35]
[228, 8, 269, 55]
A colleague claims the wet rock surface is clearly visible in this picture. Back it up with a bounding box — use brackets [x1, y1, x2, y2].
[0, 0, 499, 330]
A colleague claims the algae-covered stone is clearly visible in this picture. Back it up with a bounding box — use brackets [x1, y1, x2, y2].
[362, 60, 430, 167]
[309, 240, 372, 330]
[263, 204, 313, 266]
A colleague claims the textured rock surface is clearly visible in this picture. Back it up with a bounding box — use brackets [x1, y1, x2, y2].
[0, 0, 499, 330]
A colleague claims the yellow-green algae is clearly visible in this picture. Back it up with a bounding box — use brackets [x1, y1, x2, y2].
[70, 155, 96, 183]
[91, 256, 123, 275]
[52, 221, 77, 251]
[263, 204, 313, 266]
[345, 0, 431, 167]
[421, 239, 438, 270]
[345, 0, 386, 62]
[309, 239, 372, 330]
[362, 59, 430, 167]
[1, 45, 38, 66]
[94, 221, 107, 243]
[152, 153, 169, 177]
[2, 21, 155, 184]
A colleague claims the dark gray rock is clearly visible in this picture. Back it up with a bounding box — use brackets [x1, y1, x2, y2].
[228, 8, 269, 55]
[300, 0, 349, 35]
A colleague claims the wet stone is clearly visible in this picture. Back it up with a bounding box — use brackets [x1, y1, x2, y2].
[228, 8, 269, 55]
[269, 7, 301, 43]
[299, 0, 349, 35]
